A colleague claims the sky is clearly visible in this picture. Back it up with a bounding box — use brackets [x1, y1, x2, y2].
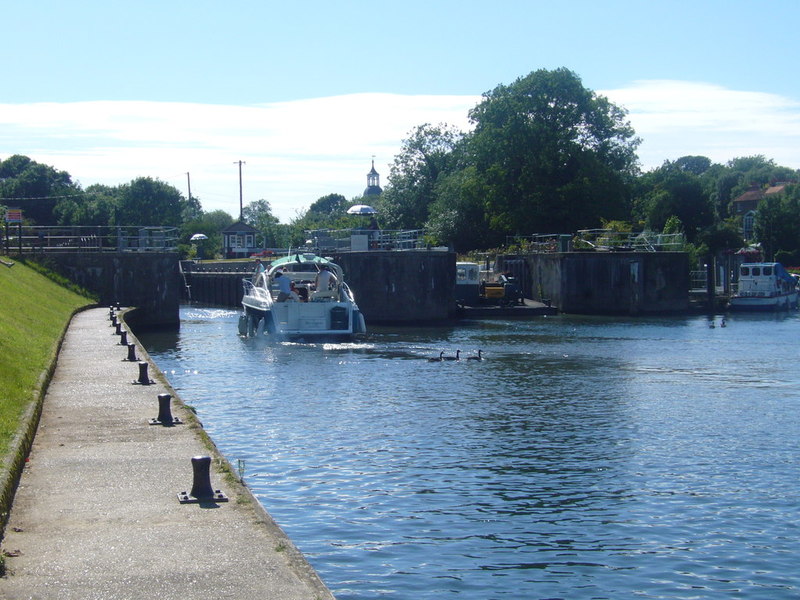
[3, 0, 800, 223]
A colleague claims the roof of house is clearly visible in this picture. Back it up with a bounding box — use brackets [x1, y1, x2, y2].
[765, 183, 789, 196]
[732, 187, 764, 204]
[221, 221, 259, 233]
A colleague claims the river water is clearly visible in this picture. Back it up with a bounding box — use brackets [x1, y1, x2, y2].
[139, 307, 800, 599]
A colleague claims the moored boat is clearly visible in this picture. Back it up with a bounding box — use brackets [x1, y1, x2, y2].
[729, 262, 799, 311]
[240, 253, 366, 338]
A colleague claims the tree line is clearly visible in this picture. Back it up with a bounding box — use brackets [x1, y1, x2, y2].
[2, 68, 799, 265]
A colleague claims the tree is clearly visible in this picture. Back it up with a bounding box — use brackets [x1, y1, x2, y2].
[673, 155, 711, 176]
[636, 163, 713, 242]
[467, 68, 639, 240]
[307, 193, 348, 217]
[0, 154, 80, 225]
[426, 166, 491, 251]
[116, 177, 185, 226]
[378, 123, 464, 230]
[243, 199, 286, 247]
[754, 186, 800, 260]
[470, 68, 639, 236]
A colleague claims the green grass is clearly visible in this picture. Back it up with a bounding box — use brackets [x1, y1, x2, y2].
[0, 260, 93, 456]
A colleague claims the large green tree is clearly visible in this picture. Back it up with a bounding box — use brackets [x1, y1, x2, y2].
[378, 123, 464, 230]
[467, 68, 639, 242]
[116, 177, 185, 226]
[0, 154, 81, 225]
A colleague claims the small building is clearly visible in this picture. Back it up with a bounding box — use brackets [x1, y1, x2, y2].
[222, 221, 259, 259]
[732, 182, 791, 240]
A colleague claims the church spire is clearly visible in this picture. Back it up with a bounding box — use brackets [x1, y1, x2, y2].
[364, 158, 382, 196]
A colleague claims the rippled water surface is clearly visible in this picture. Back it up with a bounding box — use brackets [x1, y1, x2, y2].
[140, 308, 800, 599]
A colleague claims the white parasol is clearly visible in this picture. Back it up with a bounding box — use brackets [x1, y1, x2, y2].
[346, 204, 377, 215]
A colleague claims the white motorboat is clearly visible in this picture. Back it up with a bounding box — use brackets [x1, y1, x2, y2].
[729, 262, 799, 311]
[240, 253, 366, 338]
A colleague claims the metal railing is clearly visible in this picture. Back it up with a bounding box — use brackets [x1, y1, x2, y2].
[575, 230, 685, 252]
[305, 228, 428, 253]
[1, 225, 180, 253]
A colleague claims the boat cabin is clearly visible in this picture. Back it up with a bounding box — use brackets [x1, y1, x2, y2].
[737, 262, 797, 296]
[455, 262, 481, 305]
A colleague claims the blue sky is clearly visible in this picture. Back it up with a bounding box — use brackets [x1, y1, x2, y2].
[3, 0, 800, 222]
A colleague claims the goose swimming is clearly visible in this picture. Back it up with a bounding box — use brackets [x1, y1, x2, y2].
[466, 349, 483, 361]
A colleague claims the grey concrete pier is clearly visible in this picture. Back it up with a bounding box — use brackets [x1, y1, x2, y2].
[0, 308, 334, 600]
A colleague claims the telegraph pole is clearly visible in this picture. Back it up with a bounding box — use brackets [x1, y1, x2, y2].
[186, 172, 192, 201]
[234, 160, 245, 220]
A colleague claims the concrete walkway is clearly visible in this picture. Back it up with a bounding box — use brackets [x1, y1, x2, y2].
[0, 308, 334, 600]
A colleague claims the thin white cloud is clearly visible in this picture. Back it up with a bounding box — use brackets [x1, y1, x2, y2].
[0, 94, 478, 222]
[2, 83, 800, 223]
[602, 80, 800, 170]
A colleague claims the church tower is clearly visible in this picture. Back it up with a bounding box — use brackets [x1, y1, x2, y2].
[364, 159, 382, 197]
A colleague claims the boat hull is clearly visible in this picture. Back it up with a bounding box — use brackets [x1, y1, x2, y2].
[242, 297, 365, 339]
[729, 291, 799, 311]
[240, 253, 366, 339]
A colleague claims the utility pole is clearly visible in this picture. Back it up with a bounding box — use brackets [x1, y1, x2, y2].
[186, 172, 192, 201]
[234, 160, 245, 220]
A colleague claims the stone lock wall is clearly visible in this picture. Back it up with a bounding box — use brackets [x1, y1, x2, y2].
[42, 252, 181, 327]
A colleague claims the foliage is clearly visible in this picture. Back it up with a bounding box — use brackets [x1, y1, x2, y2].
[0, 154, 81, 225]
[116, 177, 185, 226]
[243, 199, 286, 247]
[425, 166, 489, 252]
[378, 123, 465, 230]
[307, 193, 348, 217]
[466, 68, 639, 242]
[181, 209, 234, 259]
[695, 223, 743, 258]
[662, 215, 683, 235]
[634, 162, 713, 242]
[753, 185, 800, 260]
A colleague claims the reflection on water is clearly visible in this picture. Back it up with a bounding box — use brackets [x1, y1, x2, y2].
[140, 307, 800, 599]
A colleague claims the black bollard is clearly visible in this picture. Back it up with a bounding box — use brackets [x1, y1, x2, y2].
[125, 343, 138, 362]
[111, 314, 117, 327]
[177, 456, 228, 503]
[134, 361, 154, 385]
[119, 330, 128, 346]
[114, 322, 122, 335]
[149, 393, 182, 426]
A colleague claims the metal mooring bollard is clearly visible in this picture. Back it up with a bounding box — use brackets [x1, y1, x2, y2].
[125, 343, 138, 362]
[149, 393, 182, 426]
[114, 322, 122, 335]
[110, 314, 117, 327]
[134, 361, 154, 385]
[119, 330, 128, 346]
[177, 456, 228, 503]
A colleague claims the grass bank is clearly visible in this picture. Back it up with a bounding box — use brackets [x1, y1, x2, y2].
[0, 259, 94, 457]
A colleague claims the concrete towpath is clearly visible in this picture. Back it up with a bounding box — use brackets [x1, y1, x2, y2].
[0, 308, 334, 600]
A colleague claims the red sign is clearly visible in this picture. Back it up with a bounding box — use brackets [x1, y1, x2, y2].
[5, 209, 22, 223]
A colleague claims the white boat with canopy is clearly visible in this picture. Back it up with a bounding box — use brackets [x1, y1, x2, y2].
[730, 262, 799, 311]
[240, 253, 366, 338]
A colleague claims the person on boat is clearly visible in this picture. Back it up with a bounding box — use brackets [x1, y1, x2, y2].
[290, 281, 304, 302]
[275, 271, 293, 301]
[315, 266, 337, 291]
[252, 259, 266, 283]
